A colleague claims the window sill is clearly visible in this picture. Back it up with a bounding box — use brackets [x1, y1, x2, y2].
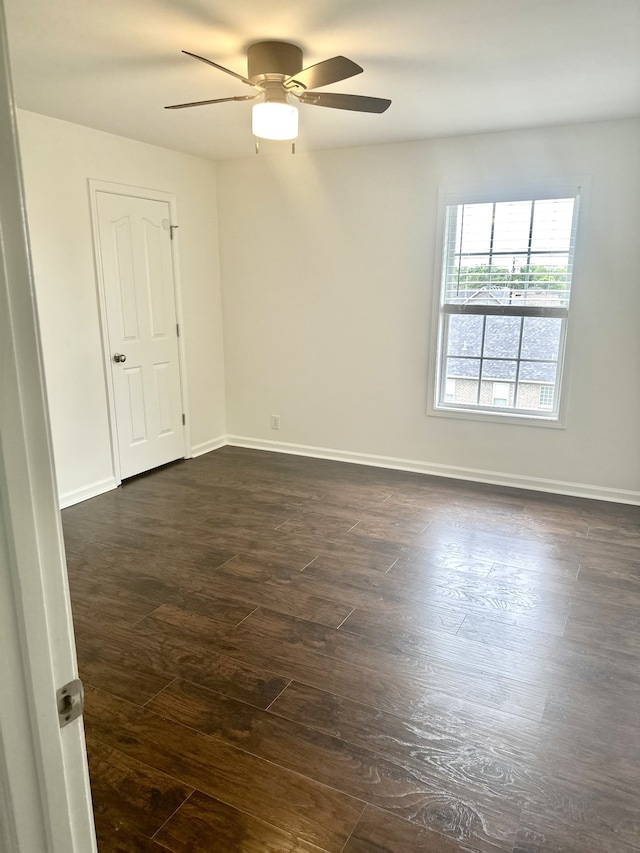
[428, 404, 567, 429]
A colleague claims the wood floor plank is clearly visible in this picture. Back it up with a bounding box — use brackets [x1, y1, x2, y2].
[94, 833, 173, 853]
[513, 773, 640, 852]
[212, 555, 355, 627]
[587, 519, 640, 549]
[534, 723, 640, 800]
[423, 510, 591, 540]
[154, 790, 333, 852]
[304, 552, 493, 593]
[77, 643, 174, 706]
[387, 559, 573, 623]
[577, 558, 640, 594]
[345, 515, 433, 547]
[487, 561, 640, 612]
[340, 608, 560, 687]
[455, 612, 640, 689]
[340, 601, 465, 643]
[456, 612, 559, 655]
[392, 526, 585, 574]
[276, 527, 405, 572]
[343, 805, 499, 853]
[78, 619, 290, 710]
[71, 568, 255, 627]
[543, 681, 640, 732]
[564, 598, 640, 654]
[86, 735, 193, 841]
[84, 687, 362, 853]
[67, 540, 235, 583]
[69, 583, 160, 632]
[144, 604, 428, 716]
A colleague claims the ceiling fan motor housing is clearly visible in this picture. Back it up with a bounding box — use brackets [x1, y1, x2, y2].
[247, 41, 303, 85]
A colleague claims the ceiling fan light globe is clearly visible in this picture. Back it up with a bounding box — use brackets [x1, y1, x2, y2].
[252, 102, 298, 140]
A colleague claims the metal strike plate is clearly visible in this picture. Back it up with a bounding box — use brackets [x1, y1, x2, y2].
[57, 678, 84, 728]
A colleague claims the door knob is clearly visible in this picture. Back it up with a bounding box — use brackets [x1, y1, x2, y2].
[113, 353, 127, 363]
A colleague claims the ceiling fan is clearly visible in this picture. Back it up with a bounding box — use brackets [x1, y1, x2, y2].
[165, 41, 391, 143]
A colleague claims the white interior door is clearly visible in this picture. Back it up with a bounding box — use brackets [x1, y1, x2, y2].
[95, 190, 185, 479]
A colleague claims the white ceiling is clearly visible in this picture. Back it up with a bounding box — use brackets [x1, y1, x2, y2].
[5, 0, 640, 161]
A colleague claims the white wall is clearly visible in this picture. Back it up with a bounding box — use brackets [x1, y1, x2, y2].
[217, 119, 640, 500]
[16, 111, 226, 505]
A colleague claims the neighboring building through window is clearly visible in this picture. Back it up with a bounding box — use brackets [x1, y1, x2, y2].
[432, 187, 580, 422]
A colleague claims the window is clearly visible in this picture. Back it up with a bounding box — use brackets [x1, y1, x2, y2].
[539, 385, 554, 408]
[444, 378, 456, 402]
[492, 382, 509, 407]
[433, 188, 580, 422]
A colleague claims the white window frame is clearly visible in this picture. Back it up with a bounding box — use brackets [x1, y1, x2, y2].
[428, 180, 588, 429]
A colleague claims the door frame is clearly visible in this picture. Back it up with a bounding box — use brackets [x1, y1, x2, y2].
[88, 180, 191, 484]
[0, 0, 97, 847]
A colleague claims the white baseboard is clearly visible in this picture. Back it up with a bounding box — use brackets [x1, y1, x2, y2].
[57, 438, 640, 507]
[59, 476, 118, 509]
[190, 435, 227, 458]
[226, 435, 640, 506]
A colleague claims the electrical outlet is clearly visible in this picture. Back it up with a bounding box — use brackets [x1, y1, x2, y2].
[271, 414, 280, 430]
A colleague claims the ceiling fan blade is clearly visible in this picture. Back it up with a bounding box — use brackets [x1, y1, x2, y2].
[285, 56, 362, 91]
[165, 94, 257, 109]
[182, 50, 259, 89]
[298, 91, 391, 113]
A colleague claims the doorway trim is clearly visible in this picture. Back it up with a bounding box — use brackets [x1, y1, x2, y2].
[88, 179, 191, 485]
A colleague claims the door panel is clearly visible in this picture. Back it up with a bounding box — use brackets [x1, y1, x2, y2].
[114, 217, 138, 340]
[125, 366, 147, 443]
[96, 192, 185, 479]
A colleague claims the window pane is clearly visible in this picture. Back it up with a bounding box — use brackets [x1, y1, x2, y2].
[458, 204, 493, 254]
[444, 358, 480, 406]
[446, 357, 480, 379]
[520, 317, 562, 361]
[481, 359, 518, 381]
[445, 197, 576, 307]
[483, 316, 521, 359]
[445, 255, 503, 303]
[518, 360, 558, 383]
[531, 198, 575, 252]
[455, 257, 494, 291]
[447, 314, 483, 357]
[444, 378, 456, 402]
[492, 201, 532, 253]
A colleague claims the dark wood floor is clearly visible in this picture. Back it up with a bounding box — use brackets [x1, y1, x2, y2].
[62, 447, 640, 852]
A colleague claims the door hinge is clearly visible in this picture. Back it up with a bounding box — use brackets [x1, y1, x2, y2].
[176, 322, 180, 337]
[182, 413, 186, 425]
[170, 225, 179, 240]
[57, 678, 84, 728]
